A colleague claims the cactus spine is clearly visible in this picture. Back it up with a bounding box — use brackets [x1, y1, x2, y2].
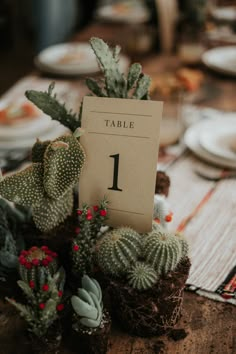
[127, 262, 158, 291]
[144, 230, 182, 275]
[97, 227, 142, 277]
[71, 275, 103, 329]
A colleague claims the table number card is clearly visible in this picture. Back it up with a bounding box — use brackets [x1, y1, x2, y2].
[79, 96, 163, 233]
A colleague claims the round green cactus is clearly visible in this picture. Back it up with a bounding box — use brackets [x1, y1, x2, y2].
[97, 227, 142, 277]
[144, 230, 183, 275]
[18, 246, 59, 290]
[127, 262, 158, 291]
[175, 232, 189, 259]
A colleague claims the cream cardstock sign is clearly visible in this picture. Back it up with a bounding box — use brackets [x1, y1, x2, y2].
[79, 96, 163, 233]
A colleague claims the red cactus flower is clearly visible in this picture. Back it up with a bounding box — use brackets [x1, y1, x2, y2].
[86, 214, 93, 220]
[75, 227, 80, 234]
[42, 284, 49, 292]
[29, 280, 35, 289]
[41, 259, 48, 267]
[100, 209, 107, 217]
[31, 259, 40, 266]
[58, 291, 63, 297]
[30, 246, 38, 252]
[77, 209, 83, 215]
[56, 304, 64, 311]
[19, 256, 26, 265]
[51, 252, 58, 258]
[25, 262, 32, 269]
[21, 250, 28, 256]
[41, 246, 49, 252]
[45, 256, 53, 263]
[39, 303, 45, 310]
[93, 205, 99, 212]
[73, 244, 79, 252]
[165, 214, 172, 222]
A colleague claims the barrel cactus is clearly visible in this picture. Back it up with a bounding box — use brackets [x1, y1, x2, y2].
[127, 262, 158, 291]
[144, 230, 183, 275]
[18, 246, 63, 291]
[175, 232, 189, 259]
[97, 227, 143, 277]
[71, 275, 103, 329]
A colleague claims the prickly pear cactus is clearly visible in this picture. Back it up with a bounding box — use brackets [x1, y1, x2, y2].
[97, 227, 143, 277]
[127, 262, 158, 291]
[144, 230, 183, 275]
[0, 132, 86, 232]
[87, 37, 151, 100]
[71, 275, 103, 329]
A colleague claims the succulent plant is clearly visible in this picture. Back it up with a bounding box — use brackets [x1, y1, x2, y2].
[0, 198, 26, 276]
[0, 132, 86, 232]
[6, 270, 65, 338]
[97, 227, 142, 277]
[18, 246, 65, 291]
[71, 198, 109, 276]
[25, 82, 81, 132]
[87, 37, 151, 100]
[127, 262, 158, 291]
[71, 275, 103, 329]
[144, 230, 183, 275]
[175, 232, 189, 259]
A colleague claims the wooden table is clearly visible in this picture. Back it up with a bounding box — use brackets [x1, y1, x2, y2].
[0, 24, 236, 354]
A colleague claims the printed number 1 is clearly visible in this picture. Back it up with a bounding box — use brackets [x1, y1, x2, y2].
[108, 154, 123, 191]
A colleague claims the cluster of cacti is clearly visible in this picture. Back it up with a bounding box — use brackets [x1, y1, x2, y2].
[6, 270, 65, 338]
[0, 198, 26, 276]
[127, 262, 158, 291]
[18, 246, 64, 290]
[71, 198, 109, 276]
[143, 230, 188, 275]
[71, 275, 103, 329]
[86, 37, 151, 100]
[0, 132, 86, 232]
[96, 227, 142, 277]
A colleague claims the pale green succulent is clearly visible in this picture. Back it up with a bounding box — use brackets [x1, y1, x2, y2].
[71, 275, 103, 329]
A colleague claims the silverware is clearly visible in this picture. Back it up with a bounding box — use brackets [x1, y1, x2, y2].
[195, 169, 236, 181]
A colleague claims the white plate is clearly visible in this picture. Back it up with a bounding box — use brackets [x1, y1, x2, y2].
[199, 121, 236, 161]
[35, 42, 130, 76]
[96, 2, 150, 24]
[202, 46, 236, 76]
[210, 6, 236, 22]
[184, 118, 236, 169]
[0, 122, 68, 150]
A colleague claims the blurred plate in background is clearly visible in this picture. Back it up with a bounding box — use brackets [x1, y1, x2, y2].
[35, 42, 130, 76]
[202, 46, 236, 76]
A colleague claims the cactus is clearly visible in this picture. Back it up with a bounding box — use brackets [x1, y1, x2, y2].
[6, 270, 65, 338]
[71, 275, 103, 329]
[18, 246, 65, 291]
[87, 37, 151, 100]
[127, 262, 158, 291]
[175, 232, 189, 259]
[144, 230, 183, 275]
[0, 198, 26, 276]
[97, 227, 142, 277]
[0, 132, 86, 232]
[153, 194, 173, 229]
[25, 82, 81, 132]
[71, 198, 109, 276]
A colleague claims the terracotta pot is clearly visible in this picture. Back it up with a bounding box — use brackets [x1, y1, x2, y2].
[109, 258, 191, 337]
[69, 311, 111, 354]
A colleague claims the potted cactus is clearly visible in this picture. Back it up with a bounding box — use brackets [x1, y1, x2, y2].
[70, 275, 111, 354]
[6, 246, 65, 353]
[96, 226, 190, 337]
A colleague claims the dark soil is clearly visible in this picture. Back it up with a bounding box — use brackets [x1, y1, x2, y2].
[168, 328, 188, 341]
[108, 258, 191, 337]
